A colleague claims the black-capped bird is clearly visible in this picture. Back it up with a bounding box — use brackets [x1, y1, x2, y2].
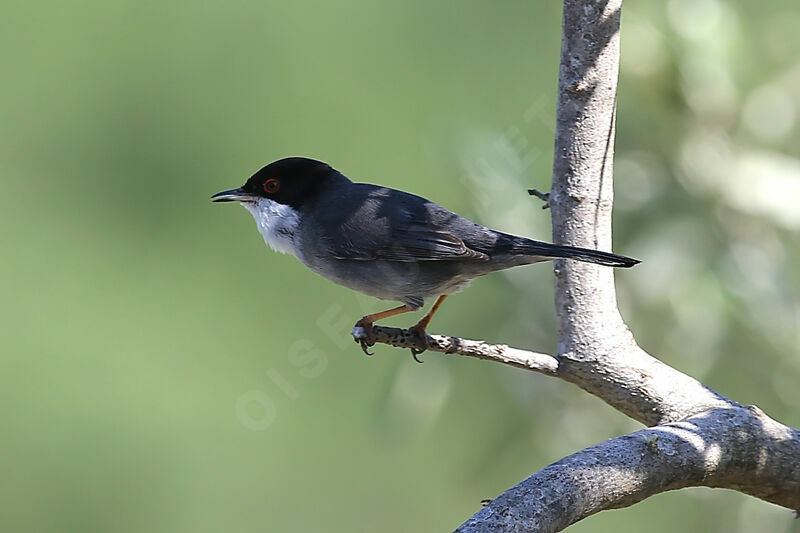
[212, 157, 638, 358]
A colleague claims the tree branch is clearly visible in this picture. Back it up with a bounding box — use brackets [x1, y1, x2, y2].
[544, 0, 729, 428]
[352, 325, 559, 374]
[456, 407, 800, 533]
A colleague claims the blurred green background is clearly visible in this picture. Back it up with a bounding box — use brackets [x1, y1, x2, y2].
[2, 1, 799, 531]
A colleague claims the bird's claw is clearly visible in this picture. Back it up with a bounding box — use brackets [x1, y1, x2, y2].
[353, 321, 376, 356]
[359, 339, 375, 356]
[408, 325, 428, 363]
[352, 320, 429, 361]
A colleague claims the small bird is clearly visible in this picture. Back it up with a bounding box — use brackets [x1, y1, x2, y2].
[212, 157, 639, 358]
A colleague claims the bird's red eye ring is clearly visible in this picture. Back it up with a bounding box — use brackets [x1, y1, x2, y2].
[263, 179, 280, 194]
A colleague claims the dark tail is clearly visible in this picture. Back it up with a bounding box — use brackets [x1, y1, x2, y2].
[518, 240, 640, 268]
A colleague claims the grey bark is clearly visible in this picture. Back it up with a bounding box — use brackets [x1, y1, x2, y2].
[456, 408, 800, 532]
[546, 0, 729, 428]
[354, 0, 800, 530]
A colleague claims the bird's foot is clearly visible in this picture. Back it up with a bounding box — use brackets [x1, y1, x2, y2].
[352, 319, 376, 356]
[407, 324, 429, 363]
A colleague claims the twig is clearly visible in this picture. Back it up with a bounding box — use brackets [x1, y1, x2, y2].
[352, 326, 560, 374]
[527, 188, 551, 209]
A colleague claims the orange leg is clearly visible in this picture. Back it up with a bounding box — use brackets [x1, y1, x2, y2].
[410, 295, 448, 333]
[408, 295, 449, 360]
[356, 304, 414, 327]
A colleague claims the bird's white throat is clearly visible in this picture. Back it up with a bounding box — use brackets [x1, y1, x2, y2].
[242, 198, 300, 257]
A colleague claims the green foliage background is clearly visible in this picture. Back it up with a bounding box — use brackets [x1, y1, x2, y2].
[2, 1, 799, 531]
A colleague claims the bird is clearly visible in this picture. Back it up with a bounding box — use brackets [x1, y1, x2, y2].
[212, 157, 639, 359]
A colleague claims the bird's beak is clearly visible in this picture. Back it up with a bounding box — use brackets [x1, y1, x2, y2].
[211, 187, 256, 203]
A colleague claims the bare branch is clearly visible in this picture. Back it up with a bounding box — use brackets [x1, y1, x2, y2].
[352, 326, 559, 374]
[456, 407, 800, 533]
[546, 0, 727, 424]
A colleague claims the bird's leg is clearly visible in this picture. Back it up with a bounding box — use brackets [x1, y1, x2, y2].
[353, 305, 414, 355]
[407, 295, 449, 361]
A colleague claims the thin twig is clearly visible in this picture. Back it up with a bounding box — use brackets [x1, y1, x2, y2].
[352, 326, 560, 374]
[527, 188, 551, 209]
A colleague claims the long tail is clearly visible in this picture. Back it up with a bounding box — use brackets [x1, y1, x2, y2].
[517, 239, 640, 268]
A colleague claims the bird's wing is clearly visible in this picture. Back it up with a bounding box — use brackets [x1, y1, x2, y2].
[317, 184, 491, 262]
[329, 224, 489, 263]
[385, 224, 488, 261]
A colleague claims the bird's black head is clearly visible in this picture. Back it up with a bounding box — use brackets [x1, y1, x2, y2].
[211, 157, 340, 209]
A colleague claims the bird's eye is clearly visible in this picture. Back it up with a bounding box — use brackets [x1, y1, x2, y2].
[263, 179, 280, 194]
